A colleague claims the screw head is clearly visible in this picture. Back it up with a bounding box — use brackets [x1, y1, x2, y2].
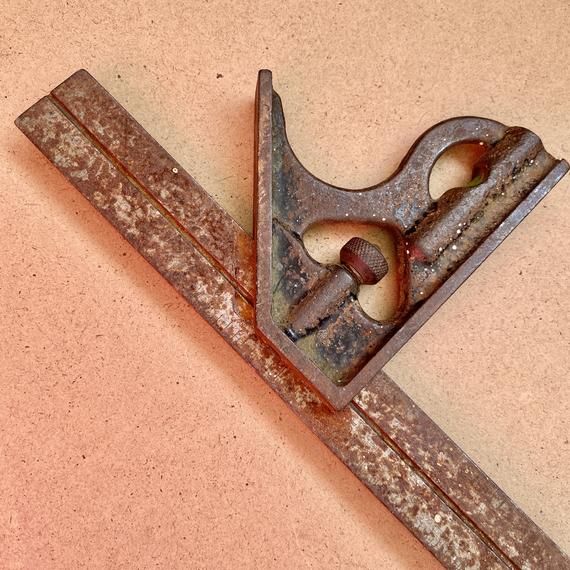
[340, 237, 388, 285]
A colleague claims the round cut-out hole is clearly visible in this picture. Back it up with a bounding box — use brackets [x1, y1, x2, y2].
[429, 143, 488, 200]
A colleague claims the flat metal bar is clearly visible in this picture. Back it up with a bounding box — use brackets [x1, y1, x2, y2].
[52, 69, 255, 302]
[15, 74, 569, 568]
[355, 377, 567, 569]
[16, 95, 506, 570]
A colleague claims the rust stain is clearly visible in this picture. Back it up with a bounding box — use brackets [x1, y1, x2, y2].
[15, 70, 570, 569]
[254, 70, 569, 411]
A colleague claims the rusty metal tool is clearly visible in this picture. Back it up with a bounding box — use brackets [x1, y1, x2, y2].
[15, 69, 569, 569]
[255, 70, 568, 409]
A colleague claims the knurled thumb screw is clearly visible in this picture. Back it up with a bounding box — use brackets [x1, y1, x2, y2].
[340, 237, 389, 285]
[285, 237, 388, 340]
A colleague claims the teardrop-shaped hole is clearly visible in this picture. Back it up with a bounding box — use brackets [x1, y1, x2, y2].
[429, 142, 488, 200]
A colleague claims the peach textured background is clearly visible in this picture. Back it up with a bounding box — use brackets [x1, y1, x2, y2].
[1, 1, 568, 568]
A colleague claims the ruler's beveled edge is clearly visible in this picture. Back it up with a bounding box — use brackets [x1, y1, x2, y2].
[14, 70, 570, 569]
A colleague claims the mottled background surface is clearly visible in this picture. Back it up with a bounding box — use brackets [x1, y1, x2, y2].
[1, 1, 568, 567]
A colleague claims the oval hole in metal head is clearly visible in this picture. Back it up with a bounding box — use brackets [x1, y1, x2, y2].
[429, 142, 489, 200]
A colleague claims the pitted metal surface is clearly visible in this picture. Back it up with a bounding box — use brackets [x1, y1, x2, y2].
[254, 70, 567, 409]
[15, 69, 570, 569]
